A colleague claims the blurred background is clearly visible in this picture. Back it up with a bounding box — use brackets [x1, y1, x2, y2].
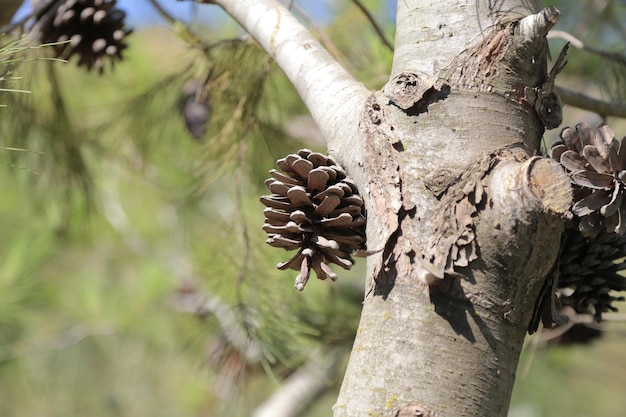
[0, 1, 625, 416]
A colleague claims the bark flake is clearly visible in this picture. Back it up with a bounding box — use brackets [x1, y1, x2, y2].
[360, 93, 403, 252]
[361, 93, 422, 290]
[421, 148, 526, 280]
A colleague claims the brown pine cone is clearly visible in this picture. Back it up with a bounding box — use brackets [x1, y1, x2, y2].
[557, 228, 626, 321]
[261, 149, 366, 290]
[549, 122, 626, 237]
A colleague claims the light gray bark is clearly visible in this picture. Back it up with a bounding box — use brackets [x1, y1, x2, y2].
[334, 3, 568, 416]
[207, 1, 571, 416]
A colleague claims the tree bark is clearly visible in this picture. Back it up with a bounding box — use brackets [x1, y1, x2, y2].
[334, 3, 570, 416]
[208, 0, 572, 416]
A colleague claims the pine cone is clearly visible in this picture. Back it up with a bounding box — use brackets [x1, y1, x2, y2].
[549, 122, 626, 237]
[180, 80, 211, 140]
[32, 0, 131, 73]
[260, 149, 366, 291]
[556, 228, 626, 321]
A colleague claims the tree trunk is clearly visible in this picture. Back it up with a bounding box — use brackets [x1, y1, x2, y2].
[334, 2, 571, 416]
[211, 0, 572, 416]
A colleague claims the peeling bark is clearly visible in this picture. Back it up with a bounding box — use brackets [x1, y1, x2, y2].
[207, 0, 575, 416]
[334, 3, 570, 417]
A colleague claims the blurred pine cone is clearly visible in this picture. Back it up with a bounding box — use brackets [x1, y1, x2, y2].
[557, 228, 626, 321]
[31, 0, 131, 73]
[549, 122, 626, 237]
[180, 80, 211, 140]
[261, 149, 366, 291]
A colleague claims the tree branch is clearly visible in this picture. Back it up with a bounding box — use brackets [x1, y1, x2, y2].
[172, 293, 263, 363]
[147, 0, 178, 25]
[555, 85, 626, 118]
[251, 346, 345, 417]
[350, 0, 394, 52]
[548, 29, 626, 65]
[205, 0, 370, 153]
[290, 4, 352, 72]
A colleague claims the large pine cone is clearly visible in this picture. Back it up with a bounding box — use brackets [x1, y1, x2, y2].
[549, 122, 626, 237]
[32, 0, 131, 73]
[557, 228, 626, 321]
[260, 149, 366, 291]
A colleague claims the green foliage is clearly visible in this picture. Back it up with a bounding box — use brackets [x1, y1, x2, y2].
[512, 323, 626, 417]
[546, 0, 626, 102]
[0, 19, 365, 417]
[0, 2, 624, 417]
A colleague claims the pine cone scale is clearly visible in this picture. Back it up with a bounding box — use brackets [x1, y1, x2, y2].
[261, 149, 366, 290]
[545, 122, 626, 341]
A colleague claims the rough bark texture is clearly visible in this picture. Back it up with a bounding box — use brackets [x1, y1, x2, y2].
[211, 0, 572, 416]
[334, 2, 569, 417]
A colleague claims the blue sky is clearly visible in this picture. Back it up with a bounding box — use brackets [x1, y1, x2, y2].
[14, 0, 341, 28]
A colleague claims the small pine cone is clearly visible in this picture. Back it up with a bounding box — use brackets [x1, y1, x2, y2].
[549, 122, 626, 237]
[32, 0, 132, 73]
[556, 228, 626, 321]
[180, 80, 211, 140]
[260, 149, 366, 291]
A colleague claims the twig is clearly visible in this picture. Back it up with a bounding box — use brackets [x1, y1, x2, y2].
[350, 0, 394, 52]
[147, 0, 178, 25]
[556, 84, 626, 118]
[251, 346, 346, 417]
[602, 313, 626, 322]
[547, 30, 583, 49]
[171, 293, 263, 363]
[547, 30, 626, 118]
[548, 29, 626, 65]
[536, 309, 626, 343]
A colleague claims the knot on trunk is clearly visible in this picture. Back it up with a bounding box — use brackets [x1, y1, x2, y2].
[421, 148, 570, 285]
[383, 71, 447, 113]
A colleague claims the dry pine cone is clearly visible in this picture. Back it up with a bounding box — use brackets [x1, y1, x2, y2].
[32, 0, 131, 73]
[557, 228, 626, 321]
[550, 122, 626, 237]
[261, 149, 366, 291]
